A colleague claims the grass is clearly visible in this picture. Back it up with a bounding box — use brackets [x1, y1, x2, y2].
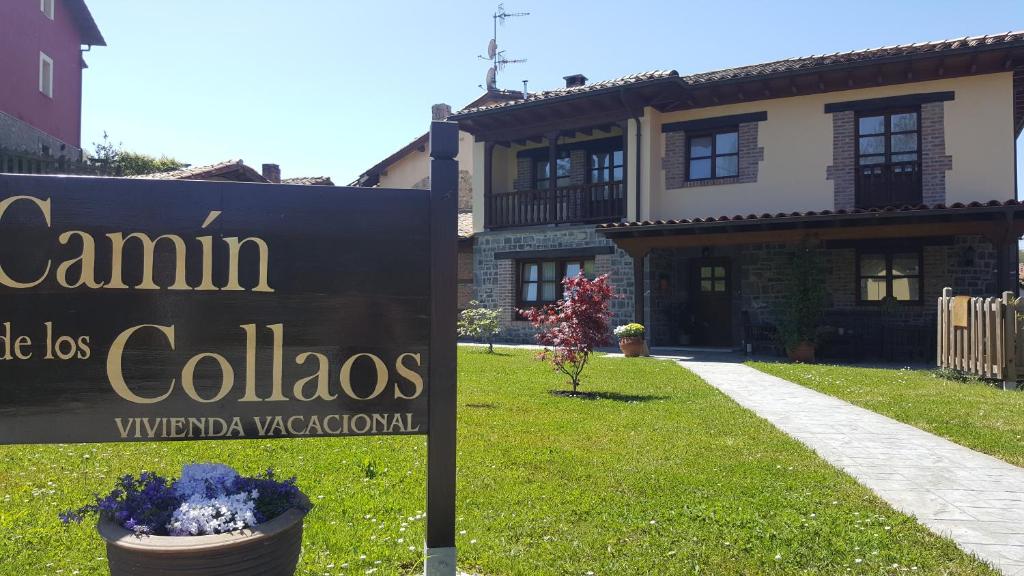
[749, 361, 1024, 468]
[0, 348, 999, 575]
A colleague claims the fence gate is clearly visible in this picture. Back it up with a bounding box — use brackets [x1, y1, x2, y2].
[937, 287, 1021, 389]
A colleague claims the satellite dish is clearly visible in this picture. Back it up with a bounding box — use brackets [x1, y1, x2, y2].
[485, 67, 496, 90]
[487, 39, 497, 59]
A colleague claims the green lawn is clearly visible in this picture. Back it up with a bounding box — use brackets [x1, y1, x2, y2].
[749, 361, 1024, 469]
[0, 349, 998, 575]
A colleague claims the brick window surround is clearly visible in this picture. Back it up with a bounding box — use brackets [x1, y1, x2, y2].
[826, 92, 953, 210]
[663, 112, 765, 190]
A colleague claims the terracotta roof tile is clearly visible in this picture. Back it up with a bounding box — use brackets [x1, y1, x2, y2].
[453, 31, 1024, 117]
[598, 199, 1022, 231]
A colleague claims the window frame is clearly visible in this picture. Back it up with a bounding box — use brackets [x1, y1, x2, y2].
[40, 0, 54, 20]
[517, 136, 624, 190]
[515, 257, 596, 313]
[854, 107, 921, 168]
[39, 52, 53, 98]
[686, 126, 739, 181]
[586, 138, 624, 186]
[855, 248, 924, 305]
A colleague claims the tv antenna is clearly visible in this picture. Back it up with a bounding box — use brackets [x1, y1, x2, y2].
[478, 4, 528, 91]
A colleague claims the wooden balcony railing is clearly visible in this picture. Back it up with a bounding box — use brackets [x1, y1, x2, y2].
[485, 182, 625, 229]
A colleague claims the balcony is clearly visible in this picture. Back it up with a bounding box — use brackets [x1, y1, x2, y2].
[485, 182, 625, 229]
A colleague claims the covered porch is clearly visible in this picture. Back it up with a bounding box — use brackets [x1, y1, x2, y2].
[600, 201, 1024, 361]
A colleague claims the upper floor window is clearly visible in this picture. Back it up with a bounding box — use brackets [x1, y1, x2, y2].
[688, 128, 738, 180]
[589, 148, 623, 184]
[857, 250, 922, 303]
[40, 0, 54, 20]
[534, 151, 570, 189]
[39, 52, 53, 98]
[855, 109, 921, 207]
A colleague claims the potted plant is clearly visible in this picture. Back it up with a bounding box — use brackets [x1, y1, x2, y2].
[61, 463, 312, 576]
[776, 245, 827, 363]
[614, 322, 647, 357]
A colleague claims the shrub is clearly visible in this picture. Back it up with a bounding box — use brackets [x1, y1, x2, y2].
[458, 300, 502, 352]
[520, 274, 614, 394]
[776, 245, 827, 350]
[613, 323, 645, 339]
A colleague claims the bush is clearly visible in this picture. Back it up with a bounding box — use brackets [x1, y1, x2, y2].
[458, 301, 502, 352]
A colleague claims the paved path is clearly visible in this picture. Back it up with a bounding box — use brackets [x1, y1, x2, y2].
[679, 358, 1024, 576]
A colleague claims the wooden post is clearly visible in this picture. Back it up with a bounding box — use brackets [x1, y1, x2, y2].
[938, 287, 951, 368]
[483, 141, 495, 229]
[546, 131, 559, 222]
[425, 120, 459, 575]
[1003, 291, 1018, 390]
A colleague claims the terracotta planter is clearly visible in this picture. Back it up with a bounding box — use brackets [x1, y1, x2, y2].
[786, 341, 816, 363]
[619, 336, 646, 357]
[98, 508, 305, 576]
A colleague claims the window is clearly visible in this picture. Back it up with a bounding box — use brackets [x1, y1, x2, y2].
[39, 52, 53, 98]
[857, 110, 919, 167]
[688, 128, 738, 180]
[857, 251, 922, 302]
[589, 148, 623, 184]
[40, 0, 54, 20]
[518, 258, 596, 309]
[698, 264, 728, 293]
[535, 151, 571, 190]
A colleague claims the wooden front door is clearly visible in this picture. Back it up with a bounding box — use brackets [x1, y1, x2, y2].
[691, 259, 732, 347]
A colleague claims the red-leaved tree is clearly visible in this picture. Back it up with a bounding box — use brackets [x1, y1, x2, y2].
[519, 273, 615, 394]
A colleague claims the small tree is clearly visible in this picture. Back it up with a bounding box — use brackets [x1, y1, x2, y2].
[457, 301, 502, 353]
[89, 132, 186, 176]
[520, 273, 614, 394]
[776, 244, 827, 351]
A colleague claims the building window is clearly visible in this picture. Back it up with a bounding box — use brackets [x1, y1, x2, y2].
[40, 0, 54, 20]
[857, 250, 922, 303]
[39, 52, 53, 98]
[698, 264, 728, 293]
[589, 148, 623, 184]
[855, 109, 922, 207]
[518, 258, 596, 309]
[687, 128, 738, 180]
[534, 151, 571, 190]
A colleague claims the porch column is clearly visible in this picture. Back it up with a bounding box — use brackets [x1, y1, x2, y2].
[992, 215, 1020, 295]
[483, 141, 495, 229]
[546, 131, 559, 221]
[631, 249, 649, 327]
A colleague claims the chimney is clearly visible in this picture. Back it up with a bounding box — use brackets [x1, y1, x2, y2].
[563, 74, 588, 88]
[431, 103, 452, 121]
[261, 163, 281, 183]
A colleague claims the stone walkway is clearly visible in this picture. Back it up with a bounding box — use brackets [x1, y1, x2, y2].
[679, 357, 1024, 575]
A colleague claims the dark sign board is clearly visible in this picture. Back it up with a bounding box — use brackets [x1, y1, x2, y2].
[0, 121, 461, 563]
[0, 174, 434, 444]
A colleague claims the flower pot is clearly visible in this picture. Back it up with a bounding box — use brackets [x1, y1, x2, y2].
[619, 336, 646, 357]
[786, 341, 816, 363]
[98, 508, 305, 576]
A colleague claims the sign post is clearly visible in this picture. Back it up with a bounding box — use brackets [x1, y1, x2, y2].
[425, 120, 459, 575]
[0, 122, 460, 575]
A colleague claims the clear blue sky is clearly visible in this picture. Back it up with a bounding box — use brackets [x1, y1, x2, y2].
[82, 0, 1023, 187]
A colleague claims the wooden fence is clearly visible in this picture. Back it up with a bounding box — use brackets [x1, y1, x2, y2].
[937, 287, 1021, 389]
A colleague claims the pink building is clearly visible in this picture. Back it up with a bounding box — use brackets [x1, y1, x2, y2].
[0, 0, 104, 161]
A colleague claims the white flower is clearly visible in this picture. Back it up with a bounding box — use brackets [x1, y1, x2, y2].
[166, 490, 258, 536]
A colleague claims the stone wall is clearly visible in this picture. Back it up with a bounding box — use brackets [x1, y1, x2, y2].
[473, 225, 635, 342]
[0, 110, 81, 160]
